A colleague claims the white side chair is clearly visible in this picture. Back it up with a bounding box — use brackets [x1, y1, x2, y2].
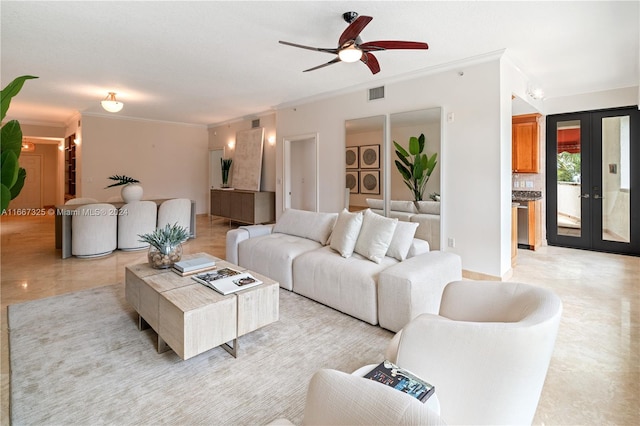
[157, 198, 191, 234]
[267, 369, 444, 425]
[117, 201, 157, 250]
[71, 203, 117, 257]
[65, 197, 98, 205]
[385, 280, 562, 425]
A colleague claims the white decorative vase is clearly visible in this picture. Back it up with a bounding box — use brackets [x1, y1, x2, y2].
[121, 183, 143, 203]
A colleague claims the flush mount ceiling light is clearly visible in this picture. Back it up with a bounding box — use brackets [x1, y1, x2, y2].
[337, 42, 363, 63]
[101, 92, 124, 112]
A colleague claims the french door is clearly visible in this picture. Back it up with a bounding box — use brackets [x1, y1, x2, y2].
[546, 106, 640, 256]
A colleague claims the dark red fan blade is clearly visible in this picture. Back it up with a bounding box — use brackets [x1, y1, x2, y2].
[361, 52, 380, 75]
[303, 57, 342, 72]
[360, 40, 429, 51]
[279, 41, 338, 54]
[339, 15, 373, 46]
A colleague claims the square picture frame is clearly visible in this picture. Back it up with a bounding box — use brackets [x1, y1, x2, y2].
[360, 170, 380, 194]
[346, 171, 359, 194]
[360, 144, 380, 169]
[346, 146, 359, 169]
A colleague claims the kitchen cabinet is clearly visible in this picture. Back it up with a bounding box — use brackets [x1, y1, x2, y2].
[512, 113, 541, 173]
[210, 189, 275, 224]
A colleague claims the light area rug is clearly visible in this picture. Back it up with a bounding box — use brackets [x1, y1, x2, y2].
[9, 284, 393, 425]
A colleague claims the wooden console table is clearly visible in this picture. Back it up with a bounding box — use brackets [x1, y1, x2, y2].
[210, 189, 275, 224]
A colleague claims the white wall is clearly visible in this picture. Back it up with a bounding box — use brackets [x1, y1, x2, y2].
[545, 87, 638, 115]
[277, 57, 508, 278]
[79, 115, 209, 214]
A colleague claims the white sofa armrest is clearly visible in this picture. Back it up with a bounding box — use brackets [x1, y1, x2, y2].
[407, 238, 430, 258]
[225, 224, 273, 264]
[378, 251, 462, 332]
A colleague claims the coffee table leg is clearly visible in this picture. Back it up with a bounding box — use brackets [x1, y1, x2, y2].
[138, 314, 150, 331]
[221, 338, 238, 358]
[157, 335, 171, 354]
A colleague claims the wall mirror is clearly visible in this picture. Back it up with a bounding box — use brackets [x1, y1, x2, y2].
[389, 108, 442, 248]
[345, 115, 385, 211]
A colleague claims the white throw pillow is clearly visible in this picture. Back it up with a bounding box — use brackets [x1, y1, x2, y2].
[330, 209, 364, 258]
[273, 209, 338, 244]
[386, 221, 419, 261]
[354, 209, 398, 264]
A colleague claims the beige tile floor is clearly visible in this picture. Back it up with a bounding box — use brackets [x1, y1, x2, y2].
[1, 213, 639, 425]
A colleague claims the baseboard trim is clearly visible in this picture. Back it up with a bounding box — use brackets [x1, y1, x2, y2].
[462, 269, 512, 282]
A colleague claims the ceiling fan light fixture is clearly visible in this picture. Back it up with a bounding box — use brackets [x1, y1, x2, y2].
[101, 92, 124, 113]
[338, 45, 363, 63]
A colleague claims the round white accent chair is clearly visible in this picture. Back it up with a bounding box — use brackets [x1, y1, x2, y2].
[157, 198, 191, 234]
[65, 197, 98, 205]
[385, 280, 562, 425]
[71, 203, 117, 258]
[117, 201, 157, 250]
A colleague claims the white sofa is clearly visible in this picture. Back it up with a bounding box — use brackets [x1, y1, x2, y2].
[226, 208, 462, 332]
[367, 199, 441, 250]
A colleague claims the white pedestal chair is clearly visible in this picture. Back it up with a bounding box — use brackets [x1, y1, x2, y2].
[117, 201, 157, 250]
[71, 203, 117, 257]
[385, 280, 562, 425]
[268, 369, 444, 426]
[157, 198, 191, 234]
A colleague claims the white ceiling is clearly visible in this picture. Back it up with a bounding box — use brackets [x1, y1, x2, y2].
[2, 1, 638, 127]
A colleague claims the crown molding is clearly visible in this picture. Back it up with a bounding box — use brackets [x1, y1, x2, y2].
[81, 111, 207, 128]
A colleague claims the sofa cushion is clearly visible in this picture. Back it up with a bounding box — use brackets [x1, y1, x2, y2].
[273, 208, 337, 245]
[390, 200, 417, 213]
[330, 209, 364, 258]
[416, 201, 440, 215]
[238, 233, 322, 290]
[387, 221, 420, 261]
[293, 246, 398, 325]
[355, 209, 398, 264]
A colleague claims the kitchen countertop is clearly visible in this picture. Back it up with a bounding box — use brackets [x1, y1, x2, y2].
[512, 190, 543, 201]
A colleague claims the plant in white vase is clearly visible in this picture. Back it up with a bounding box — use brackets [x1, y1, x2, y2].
[105, 174, 142, 203]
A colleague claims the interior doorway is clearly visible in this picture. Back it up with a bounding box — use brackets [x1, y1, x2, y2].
[10, 154, 43, 209]
[283, 134, 318, 212]
[546, 106, 639, 255]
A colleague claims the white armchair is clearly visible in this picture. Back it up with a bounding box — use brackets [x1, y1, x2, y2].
[71, 203, 117, 257]
[65, 197, 98, 205]
[385, 280, 562, 425]
[269, 369, 444, 425]
[117, 201, 157, 250]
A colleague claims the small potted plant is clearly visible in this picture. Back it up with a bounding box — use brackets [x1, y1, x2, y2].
[105, 174, 143, 203]
[220, 158, 232, 188]
[138, 223, 190, 269]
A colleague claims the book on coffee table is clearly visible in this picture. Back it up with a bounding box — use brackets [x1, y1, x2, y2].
[363, 360, 435, 403]
[192, 267, 262, 295]
[174, 257, 216, 273]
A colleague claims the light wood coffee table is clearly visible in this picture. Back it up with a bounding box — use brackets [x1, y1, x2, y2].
[125, 252, 279, 360]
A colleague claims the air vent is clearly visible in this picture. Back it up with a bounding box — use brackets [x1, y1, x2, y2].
[368, 86, 385, 101]
[251, 119, 260, 128]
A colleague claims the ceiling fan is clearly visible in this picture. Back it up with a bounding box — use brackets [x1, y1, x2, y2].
[279, 11, 429, 75]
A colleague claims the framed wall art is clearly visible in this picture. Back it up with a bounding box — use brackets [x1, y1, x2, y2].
[231, 127, 264, 191]
[360, 144, 380, 169]
[360, 170, 380, 194]
[346, 171, 359, 194]
[346, 146, 359, 169]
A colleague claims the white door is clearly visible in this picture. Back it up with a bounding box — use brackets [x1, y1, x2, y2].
[284, 135, 318, 212]
[10, 154, 42, 209]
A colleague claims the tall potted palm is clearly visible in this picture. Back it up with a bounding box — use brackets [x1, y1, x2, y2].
[393, 133, 438, 202]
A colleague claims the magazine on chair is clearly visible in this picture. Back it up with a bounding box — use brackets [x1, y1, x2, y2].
[192, 267, 262, 295]
[363, 360, 435, 403]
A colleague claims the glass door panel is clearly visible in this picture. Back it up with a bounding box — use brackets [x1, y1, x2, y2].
[600, 116, 630, 243]
[556, 119, 582, 237]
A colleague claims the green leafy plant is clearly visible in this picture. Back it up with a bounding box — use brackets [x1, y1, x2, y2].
[221, 158, 232, 187]
[1, 75, 38, 212]
[557, 152, 581, 183]
[393, 133, 438, 202]
[138, 223, 189, 255]
[105, 174, 140, 188]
